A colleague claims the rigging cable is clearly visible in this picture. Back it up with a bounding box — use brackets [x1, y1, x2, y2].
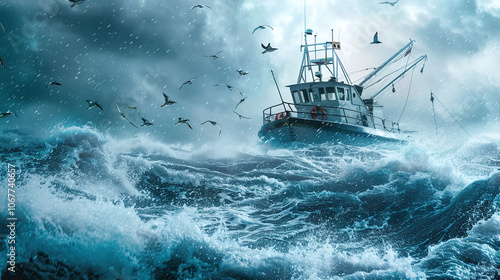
[430, 93, 472, 137]
[397, 66, 415, 123]
[430, 93, 438, 137]
[426, 63, 439, 137]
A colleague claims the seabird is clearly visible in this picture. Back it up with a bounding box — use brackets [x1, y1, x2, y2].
[371, 32, 382, 44]
[234, 97, 247, 110]
[205, 50, 223, 60]
[124, 105, 140, 116]
[116, 100, 138, 128]
[69, 0, 85, 7]
[0, 56, 5, 68]
[46, 81, 62, 88]
[0, 110, 18, 118]
[190, 4, 211, 11]
[233, 111, 251, 120]
[175, 118, 193, 129]
[236, 69, 248, 78]
[86, 100, 103, 111]
[379, 0, 399, 6]
[201, 120, 222, 137]
[161, 93, 177, 107]
[261, 43, 278, 54]
[214, 83, 243, 96]
[179, 77, 198, 90]
[140, 117, 154, 126]
[252, 25, 274, 34]
[0, 23, 5, 34]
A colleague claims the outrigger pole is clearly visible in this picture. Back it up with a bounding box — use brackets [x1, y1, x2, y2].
[359, 39, 414, 87]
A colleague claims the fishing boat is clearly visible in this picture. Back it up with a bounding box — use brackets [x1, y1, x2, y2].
[258, 29, 427, 145]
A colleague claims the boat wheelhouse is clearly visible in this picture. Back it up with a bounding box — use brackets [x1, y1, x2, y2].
[258, 29, 427, 145]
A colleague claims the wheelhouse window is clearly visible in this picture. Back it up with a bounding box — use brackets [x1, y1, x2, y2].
[337, 87, 345, 100]
[326, 87, 336, 100]
[300, 89, 310, 103]
[319, 88, 327, 101]
[292, 90, 301, 103]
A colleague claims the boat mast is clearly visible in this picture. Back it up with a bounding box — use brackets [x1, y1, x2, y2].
[359, 39, 414, 87]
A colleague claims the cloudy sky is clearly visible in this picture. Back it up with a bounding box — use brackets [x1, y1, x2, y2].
[1, 0, 499, 144]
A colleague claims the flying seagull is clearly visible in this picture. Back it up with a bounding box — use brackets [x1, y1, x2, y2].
[161, 93, 177, 107]
[205, 50, 223, 60]
[379, 0, 399, 6]
[233, 111, 251, 120]
[115, 100, 138, 128]
[236, 69, 248, 78]
[234, 97, 247, 110]
[179, 77, 198, 89]
[86, 100, 103, 111]
[0, 110, 18, 118]
[190, 4, 211, 11]
[175, 118, 193, 129]
[252, 25, 274, 34]
[214, 83, 243, 96]
[201, 120, 222, 137]
[124, 105, 140, 116]
[46, 81, 62, 88]
[140, 117, 154, 126]
[371, 32, 382, 44]
[69, 0, 85, 7]
[261, 43, 278, 54]
[0, 56, 5, 68]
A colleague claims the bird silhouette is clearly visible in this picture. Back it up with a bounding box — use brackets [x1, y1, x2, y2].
[190, 4, 211, 11]
[141, 117, 154, 126]
[234, 97, 247, 110]
[201, 120, 222, 136]
[214, 83, 243, 96]
[86, 100, 103, 111]
[175, 118, 193, 129]
[0, 110, 18, 118]
[379, 0, 399, 6]
[252, 25, 274, 34]
[261, 43, 278, 54]
[161, 93, 177, 107]
[69, 0, 85, 7]
[115, 100, 138, 128]
[236, 69, 248, 78]
[371, 32, 382, 44]
[205, 50, 223, 60]
[233, 111, 251, 120]
[46, 81, 62, 88]
[179, 77, 198, 89]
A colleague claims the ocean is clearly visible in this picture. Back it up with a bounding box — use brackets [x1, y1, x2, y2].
[0, 126, 499, 279]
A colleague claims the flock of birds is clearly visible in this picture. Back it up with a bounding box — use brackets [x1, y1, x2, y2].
[0, 0, 401, 136]
[0, 1, 280, 138]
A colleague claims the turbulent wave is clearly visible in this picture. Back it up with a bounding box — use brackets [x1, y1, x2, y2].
[0, 126, 499, 279]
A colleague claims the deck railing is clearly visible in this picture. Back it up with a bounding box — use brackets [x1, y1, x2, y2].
[263, 102, 404, 134]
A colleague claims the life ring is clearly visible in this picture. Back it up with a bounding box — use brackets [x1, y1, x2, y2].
[311, 106, 327, 120]
[275, 112, 288, 121]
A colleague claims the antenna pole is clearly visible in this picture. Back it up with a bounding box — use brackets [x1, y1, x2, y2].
[271, 70, 287, 112]
[304, 0, 306, 34]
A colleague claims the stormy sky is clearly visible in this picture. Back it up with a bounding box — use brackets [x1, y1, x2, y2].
[1, 0, 499, 144]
